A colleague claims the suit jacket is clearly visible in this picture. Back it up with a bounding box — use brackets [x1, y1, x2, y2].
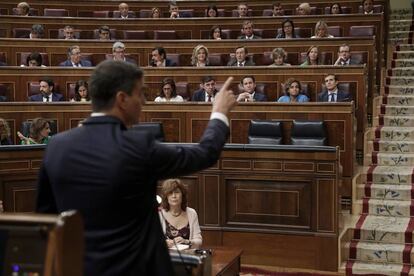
[0, 95, 7, 102]
[59, 59, 92, 67]
[238, 35, 262, 39]
[36, 115, 229, 276]
[227, 58, 255, 66]
[165, 59, 177, 67]
[191, 89, 218, 102]
[317, 90, 352, 102]
[29, 92, 64, 102]
[253, 92, 268, 102]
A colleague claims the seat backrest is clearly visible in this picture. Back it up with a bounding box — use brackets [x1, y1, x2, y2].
[20, 52, 50, 66]
[167, 53, 180, 66]
[290, 120, 327, 146]
[67, 82, 76, 100]
[123, 30, 147, 39]
[130, 122, 165, 142]
[112, 10, 136, 18]
[349, 25, 375, 37]
[208, 53, 223, 66]
[328, 26, 342, 37]
[350, 51, 368, 64]
[13, 28, 31, 38]
[154, 30, 177, 40]
[261, 52, 273, 66]
[139, 9, 152, 18]
[221, 29, 240, 39]
[0, 83, 10, 100]
[295, 27, 312, 38]
[248, 120, 283, 145]
[262, 9, 272, 16]
[176, 82, 189, 100]
[93, 11, 110, 18]
[44, 8, 69, 17]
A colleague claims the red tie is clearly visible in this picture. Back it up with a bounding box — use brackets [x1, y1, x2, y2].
[207, 95, 212, 102]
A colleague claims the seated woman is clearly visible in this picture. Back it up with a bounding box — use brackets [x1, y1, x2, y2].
[159, 179, 202, 248]
[311, 21, 334, 39]
[71, 80, 90, 102]
[330, 3, 343, 14]
[17, 118, 51, 145]
[276, 19, 299, 39]
[191, 45, 209, 67]
[210, 25, 223, 40]
[206, 4, 218, 17]
[21, 52, 46, 67]
[269, 48, 291, 66]
[300, 46, 320, 66]
[0, 118, 12, 145]
[151, 7, 161, 18]
[154, 78, 184, 102]
[278, 78, 309, 103]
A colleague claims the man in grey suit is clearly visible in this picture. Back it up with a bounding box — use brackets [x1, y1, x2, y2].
[238, 21, 262, 40]
[334, 44, 361, 66]
[59, 45, 92, 67]
[227, 46, 255, 66]
[36, 60, 236, 276]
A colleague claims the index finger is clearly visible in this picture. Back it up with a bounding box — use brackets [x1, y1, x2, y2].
[219, 77, 234, 93]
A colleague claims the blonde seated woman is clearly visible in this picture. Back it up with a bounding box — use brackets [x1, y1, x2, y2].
[311, 20, 334, 39]
[159, 179, 202, 249]
[191, 44, 210, 67]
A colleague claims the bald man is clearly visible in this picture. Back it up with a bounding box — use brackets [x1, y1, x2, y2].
[117, 3, 135, 18]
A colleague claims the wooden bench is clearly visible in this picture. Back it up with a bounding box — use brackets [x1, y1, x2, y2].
[0, 143, 339, 271]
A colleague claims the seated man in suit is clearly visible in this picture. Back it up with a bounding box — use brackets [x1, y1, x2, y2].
[236, 3, 249, 17]
[227, 46, 255, 67]
[317, 74, 352, 102]
[151, 47, 177, 67]
[117, 3, 135, 18]
[334, 44, 361, 66]
[62, 25, 76, 40]
[272, 3, 284, 16]
[192, 76, 218, 102]
[16, 2, 31, 16]
[237, 75, 268, 102]
[111, 41, 136, 64]
[29, 24, 44, 39]
[98, 26, 111, 40]
[59, 46, 92, 67]
[169, 1, 190, 18]
[238, 21, 262, 40]
[29, 78, 64, 102]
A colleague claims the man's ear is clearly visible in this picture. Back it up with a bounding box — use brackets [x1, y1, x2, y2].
[115, 91, 129, 110]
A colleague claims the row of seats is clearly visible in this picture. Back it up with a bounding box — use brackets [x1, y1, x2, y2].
[132, 120, 328, 146]
[7, 5, 383, 18]
[11, 25, 376, 40]
[4, 50, 368, 67]
[0, 81, 355, 101]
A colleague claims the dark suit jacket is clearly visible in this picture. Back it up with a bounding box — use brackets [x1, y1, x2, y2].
[227, 58, 255, 66]
[191, 89, 218, 102]
[0, 61, 7, 66]
[238, 35, 262, 39]
[36, 115, 229, 276]
[0, 95, 7, 102]
[59, 59, 92, 67]
[165, 59, 177, 67]
[317, 90, 352, 102]
[28, 92, 64, 102]
[253, 92, 268, 102]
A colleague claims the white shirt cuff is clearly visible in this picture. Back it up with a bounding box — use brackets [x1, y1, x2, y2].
[210, 112, 229, 127]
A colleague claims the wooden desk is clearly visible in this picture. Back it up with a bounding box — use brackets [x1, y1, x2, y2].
[210, 247, 242, 276]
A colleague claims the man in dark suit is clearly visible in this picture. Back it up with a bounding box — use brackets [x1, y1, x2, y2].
[237, 75, 268, 102]
[227, 46, 255, 67]
[117, 3, 136, 18]
[111, 41, 137, 64]
[238, 21, 262, 40]
[192, 76, 218, 102]
[317, 74, 352, 102]
[59, 46, 92, 67]
[151, 47, 177, 67]
[169, 1, 191, 18]
[29, 78, 64, 102]
[36, 60, 236, 276]
[334, 44, 361, 66]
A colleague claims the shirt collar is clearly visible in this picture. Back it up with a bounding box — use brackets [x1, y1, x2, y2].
[328, 88, 338, 94]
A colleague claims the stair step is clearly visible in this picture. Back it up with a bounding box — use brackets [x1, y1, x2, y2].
[380, 105, 414, 116]
[388, 68, 414, 77]
[385, 86, 414, 95]
[386, 77, 414, 86]
[398, 45, 414, 52]
[368, 140, 414, 153]
[392, 60, 414, 68]
[393, 51, 414, 60]
[367, 153, 414, 166]
[344, 241, 410, 264]
[382, 95, 414, 106]
[390, 32, 414, 40]
[341, 260, 413, 276]
[390, 25, 412, 32]
[359, 166, 413, 185]
[355, 199, 413, 217]
[376, 115, 414, 127]
[372, 127, 414, 141]
[356, 184, 412, 201]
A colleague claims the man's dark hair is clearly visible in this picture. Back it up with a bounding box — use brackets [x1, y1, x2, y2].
[273, 2, 282, 8]
[152, 47, 167, 60]
[26, 52, 43, 66]
[325, 74, 338, 82]
[39, 77, 54, 90]
[89, 60, 143, 111]
[201, 76, 215, 84]
[99, 25, 110, 34]
[235, 46, 248, 54]
[240, 75, 255, 84]
[31, 24, 44, 36]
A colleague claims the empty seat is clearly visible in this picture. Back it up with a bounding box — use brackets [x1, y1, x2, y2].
[328, 26, 342, 37]
[176, 82, 189, 100]
[93, 11, 110, 18]
[44, 9, 69, 17]
[179, 10, 194, 17]
[20, 52, 50, 66]
[67, 83, 76, 100]
[130, 122, 165, 142]
[13, 28, 31, 38]
[112, 10, 136, 18]
[290, 120, 327, 146]
[350, 52, 368, 65]
[0, 83, 10, 101]
[208, 54, 224, 66]
[248, 120, 283, 145]
[349, 25, 375, 37]
[221, 29, 241, 39]
[260, 52, 273, 66]
[123, 30, 147, 39]
[166, 53, 180, 66]
[262, 9, 273, 16]
[77, 10, 93, 17]
[154, 30, 176, 40]
[261, 29, 277, 38]
[139, 9, 152, 18]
